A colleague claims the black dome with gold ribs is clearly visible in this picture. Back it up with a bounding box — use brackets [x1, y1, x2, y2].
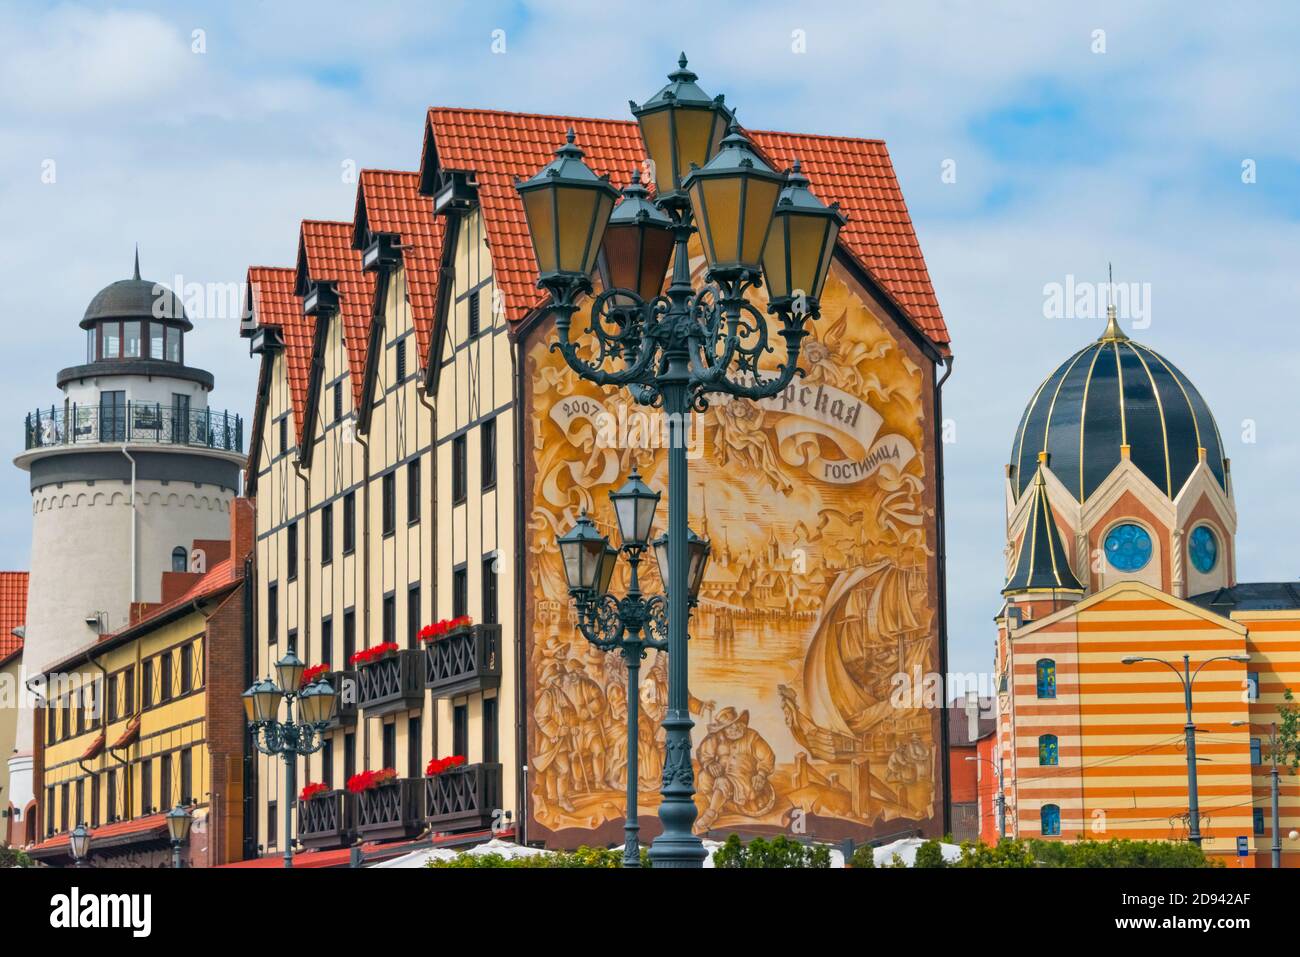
[1009, 311, 1226, 504]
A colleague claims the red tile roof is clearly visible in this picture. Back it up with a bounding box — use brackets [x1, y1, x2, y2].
[246, 266, 311, 446]
[422, 107, 949, 350]
[30, 810, 168, 855]
[0, 571, 26, 665]
[297, 220, 375, 410]
[353, 170, 446, 371]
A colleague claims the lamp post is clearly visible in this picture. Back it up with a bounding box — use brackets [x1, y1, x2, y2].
[1233, 718, 1282, 868]
[68, 821, 91, 868]
[164, 804, 193, 869]
[518, 55, 842, 868]
[244, 648, 338, 868]
[1121, 652, 1250, 846]
[556, 467, 710, 867]
[964, 756, 1006, 839]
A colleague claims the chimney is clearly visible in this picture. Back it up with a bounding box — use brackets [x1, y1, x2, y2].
[230, 497, 255, 568]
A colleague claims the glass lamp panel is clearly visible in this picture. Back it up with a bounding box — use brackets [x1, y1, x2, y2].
[298, 684, 324, 725]
[317, 679, 338, 723]
[253, 682, 281, 723]
[275, 652, 305, 693]
[584, 192, 616, 276]
[70, 825, 90, 859]
[521, 188, 559, 275]
[554, 186, 601, 275]
[687, 538, 711, 599]
[613, 495, 639, 545]
[786, 213, 831, 300]
[637, 111, 674, 195]
[637, 227, 676, 299]
[242, 687, 256, 722]
[738, 178, 781, 269]
[635, 494, 658, 544]
[597, 223, 644, 297]
[652, 534, 669, 586]
[595, 546, 619, 597]
[762, 222, 793, 300]
[691, 177, 742, 266]
[579, 537, 606, 590]
[559, 538, 584, 591]
[673, 107, 722, 189]
[814, 219, 841, 300]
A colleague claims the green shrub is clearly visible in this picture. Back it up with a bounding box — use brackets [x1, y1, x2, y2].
[913, 839, 949, 868]
[711, 834, 832, 868]
[848, 844, 875, 868]
[950, 837, 1217, 868]
[0, 846, 33, 869]
[426, 844, 650, 868]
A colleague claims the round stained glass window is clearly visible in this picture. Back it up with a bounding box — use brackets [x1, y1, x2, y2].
[1189, 525, 1218, 574]
[1104, 523, 1152, 572]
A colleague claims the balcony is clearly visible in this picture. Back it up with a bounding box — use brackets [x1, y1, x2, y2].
[425, 624, 502, 698]
[24, 402, 243, 453]
[425, 762, 503, 833]
[355, 649, 424, 717]
[355, 778, 424, 842]
[322, 670, 358, 729]
[297, 789, 354, 850]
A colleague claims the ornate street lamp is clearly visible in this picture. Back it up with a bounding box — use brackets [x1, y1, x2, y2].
[69, 821, 91, 867]
[652, 527, 711, 604]
[596, 170, 676, 313]
[164, 804, 193, 869]
[245, 651, 338, 868]
[519, 55, 840, 868]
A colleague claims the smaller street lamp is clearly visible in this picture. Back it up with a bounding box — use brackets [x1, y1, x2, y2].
[596, 170, 675, 311]
[69, 821, 91, 868]
[165, 804, 193, 869]
[652, 527, 711, 604]
[761, 159, 847, 312]
[629, 53, 732, 204]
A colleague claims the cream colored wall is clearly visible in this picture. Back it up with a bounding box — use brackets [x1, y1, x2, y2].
[0, 654, 20, 833]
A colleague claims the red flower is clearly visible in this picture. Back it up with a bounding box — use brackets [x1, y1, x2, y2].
[348, 642, 400, 666]
[418, 616, 474, 643]
[426, 754, 467, 776]
[300, 664, 329, 687]
[299, 781, 329, 801]
[347, 768, 399, 793]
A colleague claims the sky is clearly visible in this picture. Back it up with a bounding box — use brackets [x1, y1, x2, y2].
[2, 1, 1298, 686]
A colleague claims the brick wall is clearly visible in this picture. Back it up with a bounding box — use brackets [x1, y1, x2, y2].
[204, 584, 247, 865]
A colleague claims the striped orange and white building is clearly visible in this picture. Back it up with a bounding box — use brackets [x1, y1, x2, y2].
[993, 305, 1300, 866]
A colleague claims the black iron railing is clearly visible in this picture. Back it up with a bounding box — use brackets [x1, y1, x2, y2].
[425, 624, 502, 698]
[355, 778, 424, 841]
[24, 402, 243, 452]
[297, 789, 354, 849]
[425, 762, 502, 833]
[355, 650, 424, 717]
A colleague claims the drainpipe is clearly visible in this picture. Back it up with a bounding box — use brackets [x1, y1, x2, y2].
[934, 355, 954, 838]
[121, 445, 137, 608]
[511, 335, 527, 845]
[354, 425, 371, 771]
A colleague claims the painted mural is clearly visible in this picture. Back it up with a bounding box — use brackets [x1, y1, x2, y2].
[525, 251, 938, 840]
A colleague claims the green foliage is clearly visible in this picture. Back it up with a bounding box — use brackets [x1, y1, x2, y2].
[950, 836, 1218, 868]
[426, 844, 651, 868]
[848, 844, 875, 868]
[711, 833, 832, 869]
[0, 846, 33, 868]
[913, 839, 949, 868]
[1276, 688, 1300, 773]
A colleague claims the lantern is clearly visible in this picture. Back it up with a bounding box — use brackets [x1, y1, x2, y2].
[609, 465, 661, 548]
[596, 170, 675, 306]
[631, 53, 732, 203]
[682, 127, 783, 281]
[557, 511, 611, 594]
[761, 159, 847, 306]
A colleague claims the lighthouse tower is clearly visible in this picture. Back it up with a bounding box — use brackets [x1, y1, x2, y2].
[8, 254, 244, 838]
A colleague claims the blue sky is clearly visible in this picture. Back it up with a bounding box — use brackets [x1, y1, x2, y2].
[2, 1, 1298, 684]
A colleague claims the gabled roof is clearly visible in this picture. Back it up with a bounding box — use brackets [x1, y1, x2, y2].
[245, 266, 311, 446]
[0, 570, 27, 665]
[1003, 461, 1084, 595]
[352, 170, 446, 371]
[420, 107, 949, 350]
[297, 220, 375, 410]
[1189, 582, 1300, 614]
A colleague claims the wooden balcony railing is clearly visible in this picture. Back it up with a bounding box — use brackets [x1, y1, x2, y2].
[355, 778, 424, 842]
[322, 670, 358, 728]
[355, 650, 424, 717]
[425, 762, 502, 833]
[296, 789, 354, 850]
[424, 624, 502, 698]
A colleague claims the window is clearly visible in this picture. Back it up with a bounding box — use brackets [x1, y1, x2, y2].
[142, 659, 154, 708]
[382, 472, 396, 536]
[396, 337, 407, 382]
[123, 665, 134, 716]
[161, 753, 173, 809]
[279, 416, 287, 455]
[1040, 804, 1061, 836]
[343, 492, 356, 554]
[321, 617, 333, 669]
[343, 731, 356, 783]
[1038, 734, 1059, 766]
[267, 582, 279, 646]
[106, 770, 117, 823]
[287, 628, 298, 660]
[166, 327, 181, 363]
[382, 722, 396, 770]
[453, 704, 469, 758]
[75, 778, 84, 828]
[452, 434, 467, 505]
[407, 585, 421, 649]
[453, 565, 468, 620]
[482, 556, 498, 625]
[180, 643, 194, 694]
[468, 288, 481, 338]
[333, 382, 343, 423]
[141, 759, 153, 814]
[343, 609, 356, 668]
[172, 546, 188, 573]
[407, 716, 422, 778]
[321, 503, 333, 565]
[322, 741, 334, 789]
[76, 688, 85, 735]
[90, 772, 100, 826]
[107, 673, 119, 723]
[407, 460, 421, 524]
[287, 521, 298, 580]
[150, 323, 164, 360]
[160, 650, 173, 702]
[123, 320, 142, 358]
[1189, 525, 1219, 574]
[103, 323, 121, 359]
[100, 390, 126, 442]
[382, 595, 396, 646]
[1251, 737, 1263, 765]
[1254, 808, 1266, 836]
[1247, 671, 1260, 702]
[1103, 523, 1152, 572]
[171, 394, 190, 444]
[180, 748, 193, 804]
[46, 787, 55, 835]
[483, 697, 499, 764]
[1036, 659, 1056, 699]
[61, 694, 70, 739]
[267, 800, 278, 850]
[46, 702, 55, 744]
[481, 417, 497, 490]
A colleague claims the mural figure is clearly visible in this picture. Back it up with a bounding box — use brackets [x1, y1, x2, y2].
[696, 708, 778, 831]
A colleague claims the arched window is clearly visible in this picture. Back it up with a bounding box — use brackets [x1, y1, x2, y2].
[1036, 659, 1057, 699]
[171, 547, 188, 573]
[1038, 734, 1059, 766]
[1189, 525, 1218, 574]
[1040, 804, 1061, 836]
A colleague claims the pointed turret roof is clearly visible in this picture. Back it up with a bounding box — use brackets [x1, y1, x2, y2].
[1003, 455, 1084, 595]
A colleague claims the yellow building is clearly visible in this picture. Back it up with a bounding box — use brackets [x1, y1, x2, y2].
[26, 502, 252, 867]
[242, 84, 955, 858]
[0, 572, 28, 843]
